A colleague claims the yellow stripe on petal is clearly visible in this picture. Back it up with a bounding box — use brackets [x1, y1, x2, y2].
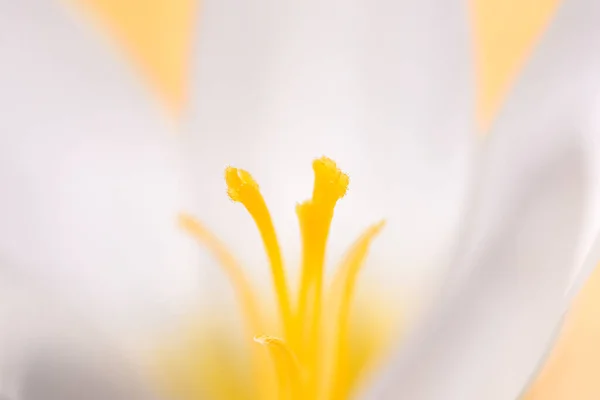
[523, 262, 600, 399]
[69, 0, 197, 115]
[470, 0, 562, 132]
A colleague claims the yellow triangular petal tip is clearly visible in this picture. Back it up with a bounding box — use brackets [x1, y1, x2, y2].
[68, 0, 197, 116]
[471, 0, 562, 133]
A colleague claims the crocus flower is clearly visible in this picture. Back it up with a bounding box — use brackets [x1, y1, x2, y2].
[0, 0, 599, 400]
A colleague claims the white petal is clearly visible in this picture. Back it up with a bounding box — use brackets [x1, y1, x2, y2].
[565, 98, 600, 299]
[0, 272, 163, 400]
[184, 0, 474, 297]
[18, 346, 161, 400]
[0, 1, 200, 336]
[367, 0, 600, 398]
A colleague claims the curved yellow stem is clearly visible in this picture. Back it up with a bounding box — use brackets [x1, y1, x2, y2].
[328, 221, 385, 400]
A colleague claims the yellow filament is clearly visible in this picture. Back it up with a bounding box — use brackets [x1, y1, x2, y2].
[295, 157, 349, 394]
[178, 213, 273, 399]
[225, 167, 294, 337]
[178, 213, 263, 334]
[328, 221, 386, 400]
[255, 335, 303, 400]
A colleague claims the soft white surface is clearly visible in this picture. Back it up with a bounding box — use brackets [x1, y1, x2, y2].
[0, 0, 201, 337]
[0, 0, 475, 331]
[0, 0, 479, 398]
[183, 0, 474, 297]
[367, 0, 600, 398]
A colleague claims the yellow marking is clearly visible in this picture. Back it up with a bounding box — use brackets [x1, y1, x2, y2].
[523, 261, 600, 399]
[68, 0, 197, 115]
[470, 0, 562, 131]
[225, 167, 294, 339]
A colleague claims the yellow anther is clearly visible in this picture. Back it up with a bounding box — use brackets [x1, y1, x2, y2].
[225, 167, 294, 339]
[255, 335, 303, 400]
[312, 157, 349, 203]
[225, 167, 259, 203]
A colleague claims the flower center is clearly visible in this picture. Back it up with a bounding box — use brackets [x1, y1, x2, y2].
[168, 157, 392, 400]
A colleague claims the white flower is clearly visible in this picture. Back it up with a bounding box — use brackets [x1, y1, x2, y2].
[0, 0, 599, 399]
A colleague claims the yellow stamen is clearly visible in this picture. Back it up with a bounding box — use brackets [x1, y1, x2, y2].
[328, 221, 386, 400]
[225, 167, 294, 337]
[160, 157, 396, 400]
[178, 213, 263, 335]
[255, 335, 303, 400]
[295, 157, 349, 394]
[178, 213, 274, 399]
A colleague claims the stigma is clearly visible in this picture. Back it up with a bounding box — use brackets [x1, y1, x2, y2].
[169, 157, 391, 400]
